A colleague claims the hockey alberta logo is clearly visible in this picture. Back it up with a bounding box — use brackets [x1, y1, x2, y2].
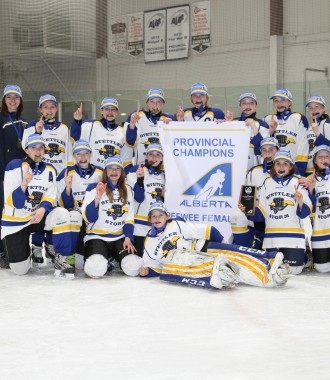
[97, 145, 120, 159]
[269, 197, 295, 214]
[104, 204, 128, 221]
[318, 197, 330, 214]
[170, 9, 188, 26]
[183, 163, 232, 200]
[148, 13, 164, 30]
[45, 143, 65, 158]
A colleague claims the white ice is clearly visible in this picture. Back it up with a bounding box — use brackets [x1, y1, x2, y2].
[1, 265, 330, 380]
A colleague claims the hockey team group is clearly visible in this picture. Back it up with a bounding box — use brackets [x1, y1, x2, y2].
[0, 82, 329, 291]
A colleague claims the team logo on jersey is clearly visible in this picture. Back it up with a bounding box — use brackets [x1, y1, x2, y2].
[45, 143, 65, 158]
[27, 191, 43, 207]
[76, 199, 84, 208]
[308, 139, 315, 152]
[276, 134, 296, 147]
[148, 188, 163, 201]
[143, 138, 160, 150]
[98, 145, 121, 159]
[318, 197, 330, 214]
[183, 163, 232, 200]
[161, 236, 180, 258]
[269, 197, 295, 214]
[105, 204, 128, 220]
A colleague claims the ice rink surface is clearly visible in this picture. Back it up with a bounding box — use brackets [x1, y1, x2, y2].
[1, 265, 330, 380]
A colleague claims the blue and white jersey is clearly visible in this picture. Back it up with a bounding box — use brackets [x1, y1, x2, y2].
[124, 110, 175, 165]
[257, 175, 312, 249]
[126, 165, 165, 237]
[246, 164, 270, 200]
[264, 112, 309, 176]
[183, 106, 225, 122]
[1, 158, 57, 239]
[311, 174, 330, 249]
[23, 119, 73, 174]
[57, 164, 103, 210]
[143, 219, 215, 274]
[81, 183, 134, 243]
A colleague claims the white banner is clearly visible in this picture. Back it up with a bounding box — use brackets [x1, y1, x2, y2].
[159, 121, 250, 241]
[127, 12, 144, 57]
[144, 9, 166, 62]
[109, 16, 127, 54]
[191, 0, 211, 53]
[166, 5, 190, 60]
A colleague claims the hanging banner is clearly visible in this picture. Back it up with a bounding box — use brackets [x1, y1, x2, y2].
[127, 12, 144, 57]
[166, 5, 190, 60]
[191, 0, 210, 53]
[144, 9, 166, 62]
[159, 121, 250, 241]
[109, 16, 127, 54]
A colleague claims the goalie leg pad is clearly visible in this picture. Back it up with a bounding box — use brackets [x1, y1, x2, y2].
[10, 257, 31, 275]
[160, 249, 215, 289]
[84, 254, 108, 279]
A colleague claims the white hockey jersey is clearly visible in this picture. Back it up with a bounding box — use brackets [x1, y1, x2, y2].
[81, 184, 134, 242]
[143, 219, 213, 273]
[258, 175, 312, 249]
[57, 165, 103, 210]
[1, 159, 57, 239]
[124, 111, 172, 165]
[264, 112, 309, 174]
[126, 166, 165, 236]
[22, 121, 73, 175]
[311, 174, 330, 249]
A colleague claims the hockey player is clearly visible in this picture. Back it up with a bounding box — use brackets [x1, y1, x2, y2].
[70, 98, 132, 170]
[22, 94, 74, 264]
[0, 84, 27, 268]
[264, 88, 309, 176]
[57, 140, 103, 269]
[124, 88, 176, 166]
[306, 96, 330, 174]
[126, 143, 165, 256]
[136, 202, 290, 290]
[233, 92, 270, 170]
[176, 82, 225, 122]
[305, 145, 330, 272]
[231, 137, 280, 248]
[81, 155, 136, 278]
[255, 150, 312, 274]
[1, 134, 76, 278]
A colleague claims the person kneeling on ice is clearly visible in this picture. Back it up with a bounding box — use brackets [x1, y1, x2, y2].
[1, 134, 76, 279]
[125, 202, 290, 289]
[81, 155, 137, 278]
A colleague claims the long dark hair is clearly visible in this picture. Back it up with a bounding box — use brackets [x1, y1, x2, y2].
[0, 96, 23, 116]
[102, 168, 128, 205]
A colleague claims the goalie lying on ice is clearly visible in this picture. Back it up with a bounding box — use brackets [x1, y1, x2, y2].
[136, 201, 291, 289]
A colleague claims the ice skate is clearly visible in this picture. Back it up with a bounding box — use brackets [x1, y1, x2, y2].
[0, 252, 10, 269]
[45, 243, 56, 264]
[210, 255, 239, 289]
[267, 252, 291, 287]
[54, 254, 75, 280]
[31, 244, 44, 268]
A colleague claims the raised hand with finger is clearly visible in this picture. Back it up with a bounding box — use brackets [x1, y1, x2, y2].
[35, 115, 44, 133]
